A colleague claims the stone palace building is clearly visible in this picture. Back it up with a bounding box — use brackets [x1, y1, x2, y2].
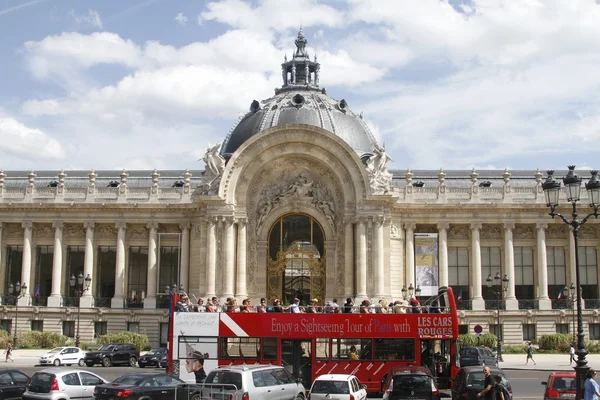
[0, 29, 598, 347]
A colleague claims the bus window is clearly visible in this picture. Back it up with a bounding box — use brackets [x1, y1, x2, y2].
[374, 338, 415, 361]
[315, 338, 329, 361]
[219, 337, 260, 359]
[262, 337, 277, 361]
[333, 338, 370, 360]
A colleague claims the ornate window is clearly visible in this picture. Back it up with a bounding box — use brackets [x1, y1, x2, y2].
[267, 214, 325, 305]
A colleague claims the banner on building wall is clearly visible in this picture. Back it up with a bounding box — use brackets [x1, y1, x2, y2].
[415, 233, 439, 296]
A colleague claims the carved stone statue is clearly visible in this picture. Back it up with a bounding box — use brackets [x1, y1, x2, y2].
[281, 175, 313, 197]
[365, 143, 393, 194]
[199, 143, 226, 194]
[316, 200, 335, 227]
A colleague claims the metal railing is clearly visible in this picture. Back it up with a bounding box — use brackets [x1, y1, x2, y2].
[518, 299, 539, 310]
[0, 295, 17, 306]
[32, 296, 48, 307]
[62, 297, 80, 307]
[157, 294, 170, 309]
[585, 299, 600, 309]
[126, 298, 144, 308]
[484, 300, 506, 310]
[93, 297, 112, 308]
[175, 383, 242, 400]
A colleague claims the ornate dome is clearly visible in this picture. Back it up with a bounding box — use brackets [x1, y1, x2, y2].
[220, 28, 378, 158]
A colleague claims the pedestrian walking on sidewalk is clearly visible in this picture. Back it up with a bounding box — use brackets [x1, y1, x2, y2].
[525, 342, 536, 365]
[4, 343, 13, 362]
[584, 369, 600, 400]
[570, 342, 576, 365]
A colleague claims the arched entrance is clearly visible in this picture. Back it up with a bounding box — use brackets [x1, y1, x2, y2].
[267, 213, 326, 305]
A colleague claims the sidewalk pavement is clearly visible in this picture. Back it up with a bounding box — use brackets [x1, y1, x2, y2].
[500, 353, 600, 371]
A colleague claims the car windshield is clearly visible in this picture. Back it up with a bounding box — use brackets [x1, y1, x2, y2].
[147, 349, 164, 355]
[48, 348, 64, 353]
[552, 377, 576, 390]
[311, 381, 350, 394]
[392, 375, 432, 391]
[466, 372, 506, 389]
[113, 376, 144, 386]
[98, 345, 115, 351]
[205, 372, 242, 389]
[461, 348, 478, 357]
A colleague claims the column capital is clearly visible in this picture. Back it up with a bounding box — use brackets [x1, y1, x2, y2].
[374, 216, 385, 226]
[52, 221, 64, 230]
[223, 216, 235, 225]
[83, 221, 95, 230]
[115, 221, 127, 230]
[355, 216, 368, 225]
[504, 222, 515, 231]
[536, 222, 548, 231]
[470, 222, 482, 231]
[179, 222, 192, 231]
[437, 222, 449, 231]
[403, 222, 416, 231]
[147, 221, 159, 230]
[207, 217, 218, 226]
[236, 218, 247, 227]
[22, 221, 33, 230]
[367, 217, 374, 228]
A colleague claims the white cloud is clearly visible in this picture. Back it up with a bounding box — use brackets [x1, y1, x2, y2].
[0, 117, 65, 160]
[68, 9, 103, 29]
[175, 12, 188, 25]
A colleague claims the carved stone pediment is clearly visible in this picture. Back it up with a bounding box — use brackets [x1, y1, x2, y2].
[34, 225, 53, 238]
[481, 225, 502, 239]
[160, 224, 181, 234]
[580, 224, 598, 239]
[96, 224, 118, 238]
[546, 224, 567, 239]
[448, 225, 469, 240]
[5, 224, 24, 238]
[128, 225, 149, 239]
[415, 225, 436, 234]
[65, 224, 85, 237]
[514, 225, 534, 239]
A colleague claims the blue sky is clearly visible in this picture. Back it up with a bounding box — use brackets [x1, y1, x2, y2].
[1, 0, 600, 172]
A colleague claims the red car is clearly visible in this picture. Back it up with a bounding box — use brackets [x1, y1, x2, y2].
[541, 372, 576, 400]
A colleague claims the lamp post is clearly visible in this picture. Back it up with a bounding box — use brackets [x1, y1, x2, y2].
[486, 272, 509, 362]
[565, 283, 577, 344]
[70, 273, 92, 348]
[8, 282, 27, 349]
[542, 166, 600, 400]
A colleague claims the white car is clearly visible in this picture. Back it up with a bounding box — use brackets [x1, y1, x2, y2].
[39, 347, 86, 366]
[308, 374, 367, 400]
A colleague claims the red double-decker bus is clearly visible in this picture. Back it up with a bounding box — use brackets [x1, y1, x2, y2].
[169, 287, 459, 394]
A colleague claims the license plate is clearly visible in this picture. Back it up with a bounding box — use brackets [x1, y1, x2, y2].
[211, 394, 229, 400]
[560, 394, 575, 398]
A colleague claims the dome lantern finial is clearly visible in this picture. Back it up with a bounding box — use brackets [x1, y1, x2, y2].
[294, 26, 308, 59]
[277, 28, 321, 93]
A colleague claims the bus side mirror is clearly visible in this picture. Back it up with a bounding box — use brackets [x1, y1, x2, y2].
[541, 381, 547, 385]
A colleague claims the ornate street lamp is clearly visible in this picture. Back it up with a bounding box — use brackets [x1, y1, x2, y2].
[408, 283, 415, 298]
[401, 285, 407, 300]
[543, 166, 600, 400]
[486, 272, 509, 362]
[8, 282, 27, 349]
[70, 273, 92, 348]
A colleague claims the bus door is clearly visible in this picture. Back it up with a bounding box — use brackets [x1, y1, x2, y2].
[421, 339, 452, 389]
[281, 340, 312, 389]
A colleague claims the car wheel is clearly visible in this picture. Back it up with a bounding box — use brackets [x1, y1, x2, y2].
[129, 356, 137, 367]
[139, 364, 146, 368]
[53, 359, 61, 366]
[294, 394, 305, 400]
[190, 394, 200, 400]
[86, 362, 94, 367]
[78, 359, 85, 367]
[102, 357, 112, 367]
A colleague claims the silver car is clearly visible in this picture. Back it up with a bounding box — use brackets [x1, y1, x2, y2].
[23, 369, 108, 400]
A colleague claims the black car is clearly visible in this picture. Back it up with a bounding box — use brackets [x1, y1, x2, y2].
[138, 348, 167, 368]
[0, 369, 29, 400]
[94, 373, 184, 400]
[84, 344, 140, 367]
[459, 347, 498, 368]
[451, 366, 512, 400]
[381, 366, 443, 400]
[159, 356, 168, 370]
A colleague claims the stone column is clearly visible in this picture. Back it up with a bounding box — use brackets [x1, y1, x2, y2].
[503, 222, 518, 310]
[405, 223, 416, 289]
[19, 221, 33, 306]
[437, 222, 449, 288]
[374, 217, 385, 298]
[537, 223, 551, 310]
[111, 222, 126, 308]
[144, 222, 159, 309]
[470, 223, 485, 310]
[344, 220, 354, 298]
[179, 223, 191, 293]
[235, 219, 247, 299]
[205, 218, 217, 298]
[223, 218, 235, 299]
[79, 222, 95, 307]
[356, 218, 367, 299]
[48, 221, 64, 307]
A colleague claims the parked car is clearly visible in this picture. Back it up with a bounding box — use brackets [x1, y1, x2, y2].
[84, 344, 139, 367]
[308, 374, 367, 400]
[451, 366, 512, 400]
[93, 373, 184, 400]
[0, 368, 30, 400]
[202, 365, 306, 400]
[381, 366, 441, 400]
[39, 347, 85, 367]
[459, 347, 498, 368]
[159, 356, 168, 370]
[541, 371, 576, 400]
[138, 348, 167, 368]
[23, 368, 107, 400]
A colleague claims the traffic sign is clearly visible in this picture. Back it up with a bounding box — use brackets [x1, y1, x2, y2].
[474, 324, 483, 334]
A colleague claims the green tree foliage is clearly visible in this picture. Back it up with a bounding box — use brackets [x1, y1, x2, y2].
[97, 331, 151, 351]
[458, 333, 497, 349]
